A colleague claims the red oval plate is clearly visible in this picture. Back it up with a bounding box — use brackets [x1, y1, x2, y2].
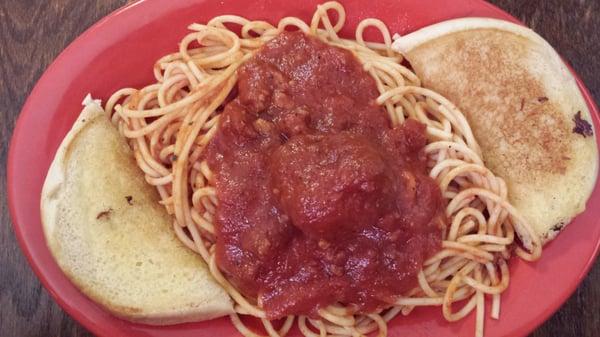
[8, 0, 600, 336]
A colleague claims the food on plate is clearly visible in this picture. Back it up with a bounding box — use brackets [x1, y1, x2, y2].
[40, 97, 233, 324]
[392, 18, 599, 243]
[205, 30, 446, 319]
[40, 2, 597, 337]
[103, 2, 545, 336]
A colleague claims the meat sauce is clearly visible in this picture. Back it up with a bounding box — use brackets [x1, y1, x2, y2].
[206, 32, 445, 318]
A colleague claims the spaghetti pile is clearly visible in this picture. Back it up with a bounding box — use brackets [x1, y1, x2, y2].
[105, 2, 542, 337]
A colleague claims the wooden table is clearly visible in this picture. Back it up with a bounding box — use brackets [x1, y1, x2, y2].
[1, 1, 599, 336]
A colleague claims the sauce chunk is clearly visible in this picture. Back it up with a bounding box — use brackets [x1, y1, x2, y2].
[206, 32, 444, 318]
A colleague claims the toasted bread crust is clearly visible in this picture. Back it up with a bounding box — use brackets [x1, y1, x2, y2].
[393, 18, 599, 243]
[41, 98, 233, 325]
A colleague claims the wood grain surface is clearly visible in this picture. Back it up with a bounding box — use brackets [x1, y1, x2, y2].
[1, 1, 599, 336]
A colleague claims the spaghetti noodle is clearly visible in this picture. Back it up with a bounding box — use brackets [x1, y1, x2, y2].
[105, 2, 542, 337]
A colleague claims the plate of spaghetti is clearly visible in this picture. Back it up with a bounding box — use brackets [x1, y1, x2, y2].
[8, 1, 600, 337]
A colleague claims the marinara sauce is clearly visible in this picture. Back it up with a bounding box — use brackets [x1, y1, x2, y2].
[206, 32, 445, 319]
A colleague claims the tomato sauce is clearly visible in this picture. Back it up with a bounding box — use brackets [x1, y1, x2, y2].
[206, 32, 444, 319]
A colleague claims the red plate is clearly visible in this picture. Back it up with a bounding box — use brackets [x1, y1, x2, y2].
[8, 0, 600, 336]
